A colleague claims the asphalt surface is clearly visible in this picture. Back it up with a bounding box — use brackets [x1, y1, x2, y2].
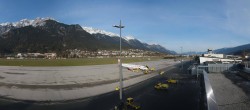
[0, 61, 201, 110]
[0, 60, 177, 101]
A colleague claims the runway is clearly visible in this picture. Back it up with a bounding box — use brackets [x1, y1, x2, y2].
[0, 61, 201, 110]
[0, 59, 178, 101]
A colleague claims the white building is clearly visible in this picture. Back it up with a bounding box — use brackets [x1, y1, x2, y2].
[202, 49, 224, 58]
[45, 53, 57, 59]
[199, 57, 242, 64]
[203, 54, 224, 58]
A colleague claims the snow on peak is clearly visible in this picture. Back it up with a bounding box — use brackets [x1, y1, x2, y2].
[82, 26, 142, 42]
[0, 22, 11, 26]
[0, 17, 55, 27]
[123, 36, 135, 41]
[148, 43, 160, 46]
[82, 26, 119, 37]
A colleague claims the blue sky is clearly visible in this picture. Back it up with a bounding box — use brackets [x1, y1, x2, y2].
[0, 0, 250, 53]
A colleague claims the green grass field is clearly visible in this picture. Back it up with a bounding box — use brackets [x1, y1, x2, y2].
[0, 57, 162, 66]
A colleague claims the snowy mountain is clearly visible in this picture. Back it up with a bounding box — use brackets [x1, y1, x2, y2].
[0, 17, 53, 27]
[82, 27, 119, 37]
[82, 26, 176, 54]
[83, 27, 136, 41]
[0, 18, 176, 54]
[123, 36, 136, 41]
[0, 17, 54, 35]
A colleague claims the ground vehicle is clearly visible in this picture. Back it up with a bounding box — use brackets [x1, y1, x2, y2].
[150, 67, 155, 71]
[154, 83, 169, 90]
[126, 97, 141, 110]
[167, 79, 178, 84]
[159, 71, 164, 75]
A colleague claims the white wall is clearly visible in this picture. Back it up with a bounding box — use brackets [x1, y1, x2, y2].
[199, 57, 242, 64]
[203, 54, 224, 58]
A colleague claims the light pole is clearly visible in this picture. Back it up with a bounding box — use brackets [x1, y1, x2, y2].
[181, 47, 183, 70]
[113, 20, 125, 102]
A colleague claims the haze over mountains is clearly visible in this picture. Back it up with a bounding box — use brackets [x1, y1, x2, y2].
[183, 44, 250, 55]
[213, 43, 250, 55]
[0, 18, 176, 55]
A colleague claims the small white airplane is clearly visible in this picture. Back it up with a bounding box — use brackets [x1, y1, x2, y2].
[122, 63, 155, 74]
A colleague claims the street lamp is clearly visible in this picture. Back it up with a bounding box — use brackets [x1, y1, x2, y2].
[113, 20, 125, 102]
[181, 47, 183, 70]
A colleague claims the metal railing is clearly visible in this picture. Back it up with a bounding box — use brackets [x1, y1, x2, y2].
[189, 63, 236, 110]
[244, 61, 250, 68]
[197, 64, 234, 73]
[198, 69, 218, 110]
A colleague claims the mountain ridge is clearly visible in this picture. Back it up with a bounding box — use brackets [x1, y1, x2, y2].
[0, 18, 176, 55]
[213, 43, 250, 55]
[82, 26, 176, 54]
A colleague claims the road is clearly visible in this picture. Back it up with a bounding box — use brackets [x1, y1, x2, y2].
[0, 61, 201, 110]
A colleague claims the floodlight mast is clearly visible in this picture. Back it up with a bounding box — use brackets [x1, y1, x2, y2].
[181, 47, 183, 70]
[113, 20, 125, 103]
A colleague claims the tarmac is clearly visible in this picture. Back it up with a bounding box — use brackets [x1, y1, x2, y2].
[0, 59, 178, 102]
